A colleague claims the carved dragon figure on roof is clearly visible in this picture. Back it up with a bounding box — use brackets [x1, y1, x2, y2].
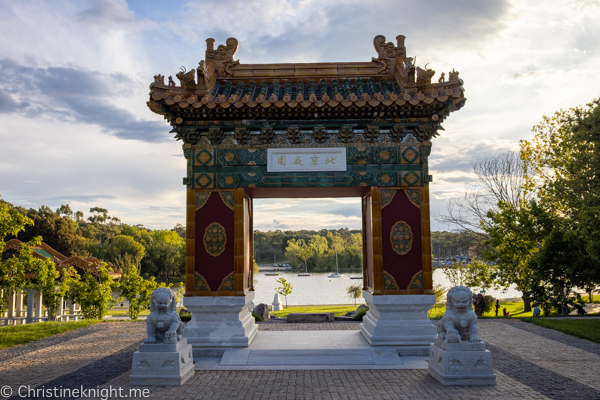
[373, 35, 406, 59]
[416, 64, 435, 86]
[372, 35, 407, 75]
[205, 37, 240, 77]
[176, 66, 196, 89]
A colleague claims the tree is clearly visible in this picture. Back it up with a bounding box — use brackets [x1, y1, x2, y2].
[67, 264, 118, 320]
[33, 260, 76, 321]
[528, 228, 600, 315]
[441, 150, 531, 235]
[172, 223, 186, 239]
[441, 261, 471, 287]
[285, 239, 311, 272]
[119, 266, 160, 320]
[433, 284, 447, 304]
[521, 99, 600, 261]
[139, 230, 185, 279]
[56, 204, 74, 218]
[440, 259, 495, 292]
[462, 260, 497, 292]
[104, 235, 145, 267]
[346, 283, 362, 306]
[440, 151, 537, 309]
[0, 242, 36, 316]
[479, 99, 600, 313]
[432, 231, 486, 260]
[345, 233, 363, 270]
[307, 235, 328, 271]
[83, 207, 122, 252]
[12, 205, 84, 256]
[0, 197, 35, 315]
[275, 277, 293, 308]
[0, 196, 33, 254]
[482, 200, 553, 311]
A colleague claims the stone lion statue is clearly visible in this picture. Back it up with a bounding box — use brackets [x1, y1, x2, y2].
[438, 286, 481, 343]
[144, 287, 183, 344]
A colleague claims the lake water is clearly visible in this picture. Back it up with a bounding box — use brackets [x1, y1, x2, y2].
[112, 270, 522, 308]
[253, 269, 522, 306]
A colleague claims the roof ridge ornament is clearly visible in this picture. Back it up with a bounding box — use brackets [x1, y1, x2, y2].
[373, 35, 406, 59]
[206, 37, 240, 77]
[416, 63, 435, 87]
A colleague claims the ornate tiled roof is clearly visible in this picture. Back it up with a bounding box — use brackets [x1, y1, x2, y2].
[2, 239, 122, 280]
[147, 35, 466, 144]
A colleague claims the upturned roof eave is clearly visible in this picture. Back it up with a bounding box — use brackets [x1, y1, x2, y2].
[147, 35, 466, 125]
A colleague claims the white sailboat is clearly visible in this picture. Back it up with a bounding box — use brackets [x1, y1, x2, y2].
[328, 250, 344, 278]
[298, 259, 311, 276]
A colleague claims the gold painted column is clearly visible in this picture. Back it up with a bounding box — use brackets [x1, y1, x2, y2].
[420, 184, 433, 294]
[371, 186, 384, 295]
[233, 188, 247, 296]
[185, 188, 195, 295]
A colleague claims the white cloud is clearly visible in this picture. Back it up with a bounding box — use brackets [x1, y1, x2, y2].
[1, 0, 600, 233]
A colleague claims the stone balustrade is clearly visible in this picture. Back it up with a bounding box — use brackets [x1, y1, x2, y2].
[0, 288, 82, 325]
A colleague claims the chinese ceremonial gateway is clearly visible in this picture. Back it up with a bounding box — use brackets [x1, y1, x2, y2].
[147, 35, 466, 354]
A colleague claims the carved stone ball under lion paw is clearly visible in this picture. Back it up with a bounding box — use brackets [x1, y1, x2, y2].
[144, 287, 184, 344]
[438, 286, 482, 343]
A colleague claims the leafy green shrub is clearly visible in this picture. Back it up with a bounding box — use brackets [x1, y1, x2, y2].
[179, 310, 191, 322]
[67, 265, 118, 320]
[346, 283, 362, 306]
[119, 266, 161, 320]
[252, 312, 264, 322]
[275, 278, 293, 308]
[354, 307, 369, 321]
[483, 295, 496, 315]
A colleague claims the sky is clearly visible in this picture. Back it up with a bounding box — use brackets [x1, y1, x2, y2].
[1, 0, 599, 232]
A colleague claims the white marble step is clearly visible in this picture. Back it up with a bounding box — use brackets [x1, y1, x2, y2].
[220, 348, 402, 366]
[192, 330, 429, 370]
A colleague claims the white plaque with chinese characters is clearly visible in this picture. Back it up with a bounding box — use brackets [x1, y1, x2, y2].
[267, 148, 347, 172]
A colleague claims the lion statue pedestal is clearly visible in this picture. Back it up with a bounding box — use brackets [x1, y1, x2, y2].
[130, 288, 195, 386]
[428, 286, 496, 386]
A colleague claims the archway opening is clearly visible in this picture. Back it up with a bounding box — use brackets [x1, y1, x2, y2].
[252, 197, 365, 311]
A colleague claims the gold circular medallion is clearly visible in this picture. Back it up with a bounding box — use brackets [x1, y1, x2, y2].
[204, 223, 227, 257]
[390, 221, 413, 256]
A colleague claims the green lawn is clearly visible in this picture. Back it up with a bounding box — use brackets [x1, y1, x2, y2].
[581, 294, 600, 304]
[106, 309, 150, 317]
[521, 318, 600, 344]
[270, 305, 361, 317]
[270, 300, 539, 319]
[0, 320, 99, 350]
[427, 300, 534, 319]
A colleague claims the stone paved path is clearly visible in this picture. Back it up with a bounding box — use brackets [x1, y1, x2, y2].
[1, 319, 599, 399]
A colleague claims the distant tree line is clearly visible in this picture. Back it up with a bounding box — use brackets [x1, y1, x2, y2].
[2, 200, 495, 279]
[431, 231, 486, 260]
[254, 228, 363, 272]
[3, 203, 185, 280]
[1, 197, 186, 320]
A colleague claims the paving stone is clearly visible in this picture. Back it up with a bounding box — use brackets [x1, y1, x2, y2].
[0, 319, 598, 399]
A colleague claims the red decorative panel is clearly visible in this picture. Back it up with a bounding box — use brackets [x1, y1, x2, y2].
[195, 191, 235, 290]
[381, 189, 422, 289]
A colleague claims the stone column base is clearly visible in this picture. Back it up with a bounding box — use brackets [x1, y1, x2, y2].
[130, 339, 195, 386]
[428, 339, 496, 385]
[183, 292, 258, 349]
[360, 291, 436, 355]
